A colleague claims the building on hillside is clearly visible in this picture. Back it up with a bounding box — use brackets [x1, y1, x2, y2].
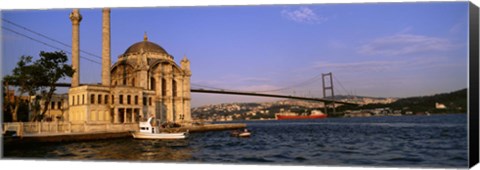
[435, 102, 447, 109]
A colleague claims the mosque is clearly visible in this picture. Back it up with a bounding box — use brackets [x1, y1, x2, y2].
[42, 8, 192, 125]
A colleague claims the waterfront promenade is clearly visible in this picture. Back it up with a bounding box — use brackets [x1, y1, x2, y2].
[2, 121, 246, 143]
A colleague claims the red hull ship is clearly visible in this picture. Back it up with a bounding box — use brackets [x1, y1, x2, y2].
[275, 110, 327, 120]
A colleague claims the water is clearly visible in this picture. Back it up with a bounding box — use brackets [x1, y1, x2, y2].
[3, 114, 468, 168]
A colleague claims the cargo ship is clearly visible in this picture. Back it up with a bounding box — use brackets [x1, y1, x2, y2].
[275, 110, 327, 120]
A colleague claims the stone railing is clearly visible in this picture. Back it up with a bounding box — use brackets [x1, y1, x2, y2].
[2, 122, 138, 137]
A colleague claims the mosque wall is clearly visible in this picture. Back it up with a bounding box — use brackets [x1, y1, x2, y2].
[38, 8, 193, 125]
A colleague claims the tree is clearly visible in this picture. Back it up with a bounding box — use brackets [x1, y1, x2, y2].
[3, 51, 73, 122]
[33, 51, 74, 121]
[2, 85, 13, 122]
[3, 56, 43, 122]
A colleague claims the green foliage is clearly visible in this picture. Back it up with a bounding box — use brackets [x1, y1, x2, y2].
[2, 100, 12, 122]
[337, 88, 467, 114]
[3, 56, 43, 96]
[17, 101, 30, 121]
[390, 89, 467, 113]
[34, 51, 74, 121]
[35, 51, 74, 85]
[2, 99, 40, 122]
[3, 51, 73, 122]
[3, 56, 44, 122]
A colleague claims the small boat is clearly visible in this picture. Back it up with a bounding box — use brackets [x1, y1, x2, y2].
[231, 129, 251, 137]
[131, 119, 188, 140]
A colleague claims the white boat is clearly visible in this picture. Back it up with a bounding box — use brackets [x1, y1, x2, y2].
[132, 131, 188, 140]
[131, 118, 188, 140]
[238, 132, 251, 137]
[231, 129, 251, 137]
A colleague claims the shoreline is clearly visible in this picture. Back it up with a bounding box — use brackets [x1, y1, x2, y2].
[2, 123, 246, 145]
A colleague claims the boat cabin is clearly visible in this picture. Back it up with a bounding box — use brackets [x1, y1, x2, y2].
[139, 117, 158, 134]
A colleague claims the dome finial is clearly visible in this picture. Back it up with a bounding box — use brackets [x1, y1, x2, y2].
[143, 32, 148, 41]
[182, 54, 189, 62]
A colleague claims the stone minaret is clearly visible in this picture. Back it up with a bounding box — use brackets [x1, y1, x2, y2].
[181, 56, 192, 123]
[69, 9, 82, 87]
[102, 8, 111, 86]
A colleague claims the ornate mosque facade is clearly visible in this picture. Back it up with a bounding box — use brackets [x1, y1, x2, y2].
[44, 8, 192, 125]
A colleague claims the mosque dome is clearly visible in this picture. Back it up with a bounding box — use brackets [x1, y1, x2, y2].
[123, 33, 168, 56]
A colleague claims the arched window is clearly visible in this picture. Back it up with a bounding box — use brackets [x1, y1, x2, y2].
[132, 78, 135, 87]
[172, 80, 177, 97]
[91, 94, 95, 104]
[98, 94, 102, 104]
[162, 78, 166, 96]
[150, 77, 156, 90]
[119, 95, 123, 104]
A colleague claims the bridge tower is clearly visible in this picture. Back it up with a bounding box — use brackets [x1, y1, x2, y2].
[322, 72, 335, 115]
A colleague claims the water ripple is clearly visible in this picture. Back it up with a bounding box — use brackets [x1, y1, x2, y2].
[4, 114, 468, 168]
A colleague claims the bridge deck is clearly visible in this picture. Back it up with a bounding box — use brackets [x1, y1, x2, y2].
[39, 83, 358, 105]
[192, 89, 356, 105]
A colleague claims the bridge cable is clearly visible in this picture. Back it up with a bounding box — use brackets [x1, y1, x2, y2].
[248, 73, 324, 93]
[2, 26, 102, 65]
[333, 75, 350, 96]
[2, 18, 103, 60]
[191, 83, 228, 91]
[191, 72, 325, 94]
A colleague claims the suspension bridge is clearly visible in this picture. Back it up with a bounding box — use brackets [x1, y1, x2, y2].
[48, 83, 356, 106]
[2, 17, 359, 108]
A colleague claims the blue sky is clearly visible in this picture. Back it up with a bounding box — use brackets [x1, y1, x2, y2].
[1, 2, 469, 107]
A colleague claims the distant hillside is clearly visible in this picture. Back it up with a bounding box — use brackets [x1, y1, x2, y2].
[390, 88, 467, 113]
[192, 89, 467, 121]
[338, 88, 467, 114]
